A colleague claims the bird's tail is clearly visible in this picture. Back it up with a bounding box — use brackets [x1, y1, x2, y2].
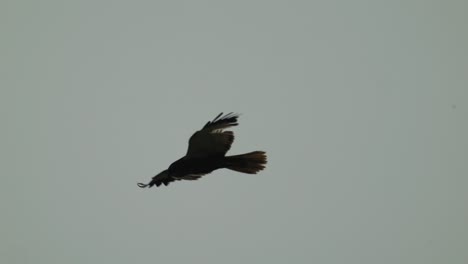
[224, 151, 267, 174]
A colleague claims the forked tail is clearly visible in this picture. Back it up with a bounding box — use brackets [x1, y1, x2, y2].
[224, 151, 267, 174]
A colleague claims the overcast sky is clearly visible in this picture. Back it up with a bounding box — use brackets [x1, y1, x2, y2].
[1, 1, 467, 263]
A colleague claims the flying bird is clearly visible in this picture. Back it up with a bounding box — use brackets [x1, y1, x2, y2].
[137, 113, 267, 188]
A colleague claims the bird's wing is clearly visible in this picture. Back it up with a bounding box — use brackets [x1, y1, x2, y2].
[155, 173, 206, 187]
[186, 112, 239, 158]
[137, 170, 206, 188]
[173, 173, 206, 181]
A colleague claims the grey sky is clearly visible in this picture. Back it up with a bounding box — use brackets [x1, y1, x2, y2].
[1, 0, 467, 263]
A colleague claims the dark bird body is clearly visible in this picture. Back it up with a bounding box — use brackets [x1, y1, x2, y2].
[138, 113, 267, 188]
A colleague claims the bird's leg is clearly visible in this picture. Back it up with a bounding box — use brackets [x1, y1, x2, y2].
[137, 182, 149, 188]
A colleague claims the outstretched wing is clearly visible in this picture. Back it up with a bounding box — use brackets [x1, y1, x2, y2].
[137, 170, 204, 188]
[186, 112, 239, 158]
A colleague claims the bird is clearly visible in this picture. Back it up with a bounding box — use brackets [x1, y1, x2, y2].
[137, 112, 267, 188]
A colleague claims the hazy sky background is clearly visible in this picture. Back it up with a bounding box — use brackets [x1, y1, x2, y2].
[1, 1, 467, 263]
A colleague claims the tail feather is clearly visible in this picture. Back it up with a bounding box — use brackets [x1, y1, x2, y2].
[225, 151, 267, 174]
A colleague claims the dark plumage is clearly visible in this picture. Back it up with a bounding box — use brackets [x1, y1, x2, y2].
[137, 112, 267, 188]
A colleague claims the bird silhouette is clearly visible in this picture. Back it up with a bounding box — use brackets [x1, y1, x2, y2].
[137, 113, 267, 188]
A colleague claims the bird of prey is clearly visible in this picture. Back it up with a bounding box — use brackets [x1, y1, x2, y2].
[137, 112, 267, 188]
